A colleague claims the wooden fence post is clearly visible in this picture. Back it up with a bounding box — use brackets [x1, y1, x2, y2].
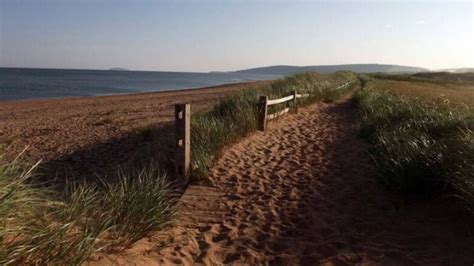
[175, 103, 191, 184]
[258, 96, 268, 131]
[292, 90, 298, 113]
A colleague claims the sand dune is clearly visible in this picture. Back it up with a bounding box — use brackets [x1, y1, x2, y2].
[90, 99, 474, 265]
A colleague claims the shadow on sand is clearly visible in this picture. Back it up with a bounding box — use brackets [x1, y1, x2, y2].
[37, 123, 176, 188]
[268, 101, 474, 265]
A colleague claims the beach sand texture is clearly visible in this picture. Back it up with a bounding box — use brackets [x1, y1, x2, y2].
[0, 82, 269, 178]
[90, 99, 474, 265]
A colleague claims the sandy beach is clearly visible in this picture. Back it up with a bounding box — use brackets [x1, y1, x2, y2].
[0, 81, 270, 177]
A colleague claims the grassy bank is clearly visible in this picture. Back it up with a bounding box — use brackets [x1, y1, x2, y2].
[355, 78, 473, 211]
[0, 154, 176, 264]
[1, 72, 358, 264]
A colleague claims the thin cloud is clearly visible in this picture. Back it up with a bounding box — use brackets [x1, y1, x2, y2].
[416, 20, 426, 25]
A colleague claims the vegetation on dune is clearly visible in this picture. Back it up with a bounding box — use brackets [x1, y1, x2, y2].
[355, 77, 474, 212]
[0, 72, 358, 264]
[191, 72, 358, 178]
[368, 75, 474, 105]
[371, 71, 474, 85]
[0, 153, 176, 265]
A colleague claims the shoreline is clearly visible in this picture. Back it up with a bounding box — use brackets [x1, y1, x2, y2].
[0, 80, 275, 104]
[0, 80, 272, 177]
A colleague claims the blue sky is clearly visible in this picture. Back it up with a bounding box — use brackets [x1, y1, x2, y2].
[0, 0, 472, 71]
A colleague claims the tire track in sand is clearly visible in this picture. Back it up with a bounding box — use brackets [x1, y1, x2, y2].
[91, 99, 474, 265]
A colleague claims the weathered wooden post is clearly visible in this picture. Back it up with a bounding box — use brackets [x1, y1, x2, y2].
[292, 90, 298, 113]
[175, 103, 191, 184]
[258, 96, 268, 131]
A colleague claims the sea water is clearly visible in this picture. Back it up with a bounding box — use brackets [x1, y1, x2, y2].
[0, 68, 280, 101]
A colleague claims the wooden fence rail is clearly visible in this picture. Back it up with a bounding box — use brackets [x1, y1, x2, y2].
[296, 93, 309, 98]
[174, 82, 352, 183]
[267, 94, 295, 106]
[258, 90, 308, 131]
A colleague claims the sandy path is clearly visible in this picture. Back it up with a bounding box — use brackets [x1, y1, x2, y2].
[91, 99, 474, 265]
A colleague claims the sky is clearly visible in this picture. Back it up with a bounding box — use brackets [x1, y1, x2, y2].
[0, 0, 473, 72]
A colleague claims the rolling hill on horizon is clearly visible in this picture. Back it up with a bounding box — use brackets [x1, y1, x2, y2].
[233, 64, 429, 76]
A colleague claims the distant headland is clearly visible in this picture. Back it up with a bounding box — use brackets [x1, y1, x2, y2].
[232, 64, 430, 76]
[109, 67, 130, 71]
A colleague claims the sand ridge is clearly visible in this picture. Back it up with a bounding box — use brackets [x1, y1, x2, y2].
[90, 99, 474, 265]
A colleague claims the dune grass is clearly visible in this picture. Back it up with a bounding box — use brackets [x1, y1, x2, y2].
[355, 78, 473, 211]
[191, 71, 358, 178]
[366, 78, 474, 106]
[0, 72, 358, 264]
[0, 154, 176, 265]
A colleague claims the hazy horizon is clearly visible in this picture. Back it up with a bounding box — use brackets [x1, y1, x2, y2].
[1, 0, 473, 72]
[0, 62, 443, 73]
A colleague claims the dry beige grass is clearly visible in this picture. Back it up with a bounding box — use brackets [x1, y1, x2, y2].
[367, 79, 474, 106]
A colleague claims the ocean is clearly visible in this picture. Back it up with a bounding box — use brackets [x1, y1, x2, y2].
[0, 68, 281, 101]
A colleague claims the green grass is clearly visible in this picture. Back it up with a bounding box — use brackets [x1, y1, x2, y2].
[1, 153, 176, 265]
[0, 71, 358, 264]
[355, 82, 474, 211]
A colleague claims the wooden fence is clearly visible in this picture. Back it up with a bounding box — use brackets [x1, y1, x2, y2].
[173, 91, 308, 182]
[174, 82, 352, 182]
[175, 103, 191, 184]
[258, 90, 309, 131]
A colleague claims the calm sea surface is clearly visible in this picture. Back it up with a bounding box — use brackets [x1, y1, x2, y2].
[0, 68, 281, 101]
